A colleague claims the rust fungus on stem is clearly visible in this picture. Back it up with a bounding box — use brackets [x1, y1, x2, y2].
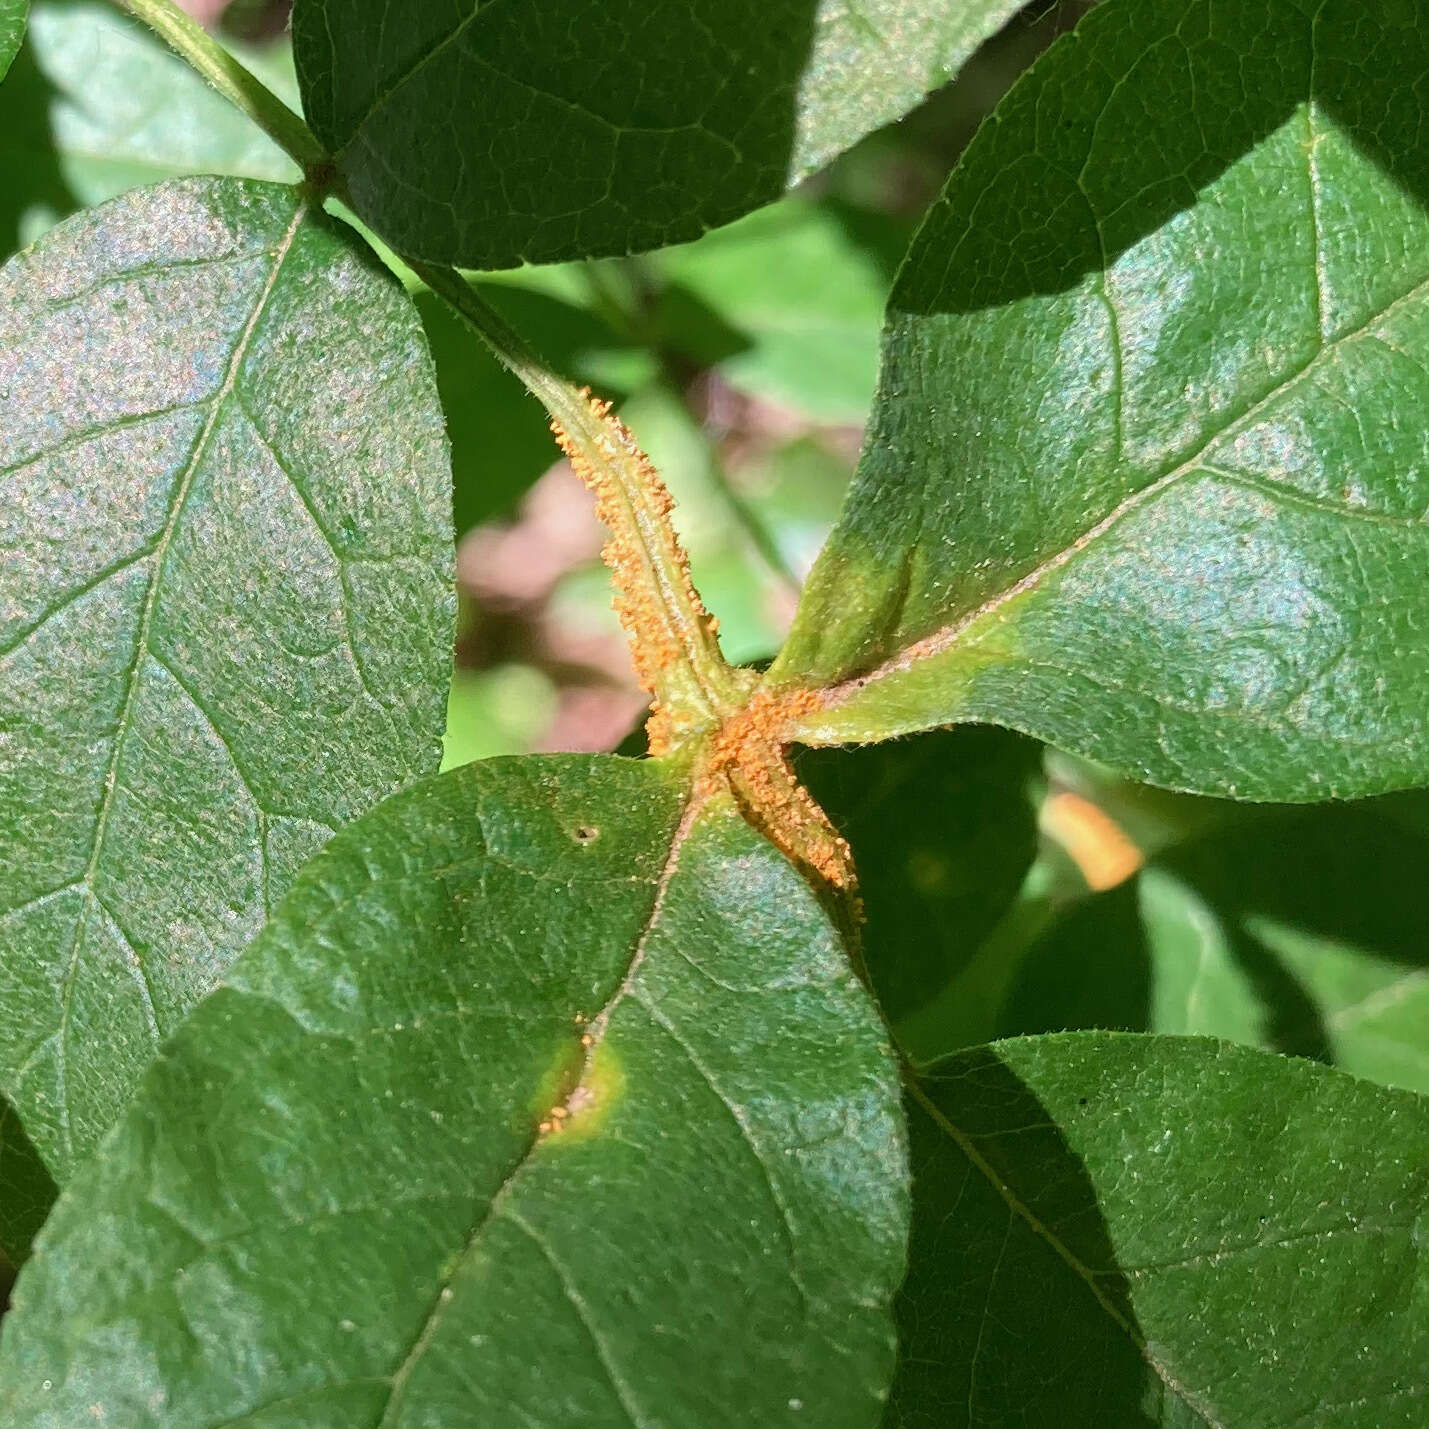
[550, 390, 745, 755]
[699, 688, 856, 894]
[549, 388, 853, 895]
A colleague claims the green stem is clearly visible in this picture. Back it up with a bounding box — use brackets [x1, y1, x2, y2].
[411, 263, 605, 439]
[109, 0, 328, 177]
[414, 262, 749, 744]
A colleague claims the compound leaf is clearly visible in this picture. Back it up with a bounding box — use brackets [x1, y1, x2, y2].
[892, 1033, 1429, 1427]
[778, 0, 1429, 800]
[0, 177, 454, 1181]
[0, 756, 907, 1428]
[291, 0, 1026, 268]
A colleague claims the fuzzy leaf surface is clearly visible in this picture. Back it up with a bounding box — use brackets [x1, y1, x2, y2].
[0, 177, 454, 1180]
[892, 1032, 1429, 1427]
[0, 756, 907, 1428]
[291, 0, 1025, 267]
[779, 0, 1429, 799]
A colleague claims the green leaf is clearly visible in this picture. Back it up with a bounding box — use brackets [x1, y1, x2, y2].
[0, 177, 454, 1181]
[1001, 795, 1429, 1094]
[892, 1032, 1429, 1427]
[0, 2, 299, 256]
[652, 197, 898, 424]
[0, 756, 908, 1427]
[799, 725, 1042, 1024]
[0, 0, 24, 83]
[0, 1097, 54, 1266]
[778, 0, 1429, 800]
[291, 0, 1027, 268]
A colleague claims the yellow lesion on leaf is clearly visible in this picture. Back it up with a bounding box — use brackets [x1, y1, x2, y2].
[536, 1041, 625, 1146]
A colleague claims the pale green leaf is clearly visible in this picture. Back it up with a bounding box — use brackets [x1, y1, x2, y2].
[0, 756, 907, 1427]
[778, 0, 1429, 800]
[0, 0, 23, 82]
[652, 197, 896, 423]
[0, 177, 454, 1181]
[0, 2, 299, 255]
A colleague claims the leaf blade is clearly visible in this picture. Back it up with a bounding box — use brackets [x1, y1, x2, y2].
[0, 0, 23, 82]
[1002, 795, 1429, 1094]
[779, 0, 1429, 799]
[0, 177, 454, 1180]
[292, 0, 1026, 268]
[0, 756, 907, 1427]
[893, 1032, 1429, 1427]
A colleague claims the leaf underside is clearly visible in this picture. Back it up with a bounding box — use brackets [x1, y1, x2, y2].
[779, 0, 1429, 801]
[0, 756, 908, 1429]
[0, 177, 454, 1181]
[291, 0, 1026, 268]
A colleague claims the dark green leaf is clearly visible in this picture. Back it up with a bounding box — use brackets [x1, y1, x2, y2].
[800, 725, 1042, 1024]
[1002, 796, 1429, 1093]
[893, 1033, 1429, 1427]
[0, 177, 454, 1180]
[778, 0, 1429, 800]
[0, 756, 907, 1427]
[292, 0, 1026, 268]
[0, 0, 24, 82]
[0, 1097, 53, 1265]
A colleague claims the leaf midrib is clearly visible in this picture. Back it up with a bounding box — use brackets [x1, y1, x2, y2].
[363, 788, 704, 1429]
[46, 203, 305, 1168]
[907, 1078, 1225, 1428]
[817, 137, 1429, 711]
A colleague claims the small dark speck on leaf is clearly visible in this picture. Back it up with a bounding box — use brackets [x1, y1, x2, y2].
[572, 825, 600, 845]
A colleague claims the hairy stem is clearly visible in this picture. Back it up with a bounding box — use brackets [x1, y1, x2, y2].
[414, 263, 750, 752]
[108, 0, 328, 176]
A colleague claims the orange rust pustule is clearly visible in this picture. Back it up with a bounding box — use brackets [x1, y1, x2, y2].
[1043, 791, 1144, 892]
[549, 391, 721, 755]
[699, 688, 856, 893]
